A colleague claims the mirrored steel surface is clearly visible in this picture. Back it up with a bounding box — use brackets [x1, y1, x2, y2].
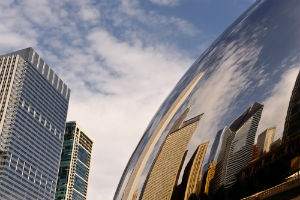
[114, 0, 300, 199]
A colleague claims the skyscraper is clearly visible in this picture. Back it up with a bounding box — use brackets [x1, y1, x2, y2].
[213, 102, 263, 191]
[283, 70, 300, 141]
[140, 111, 203, 200]
[55, 121, 93, 200]
[0, 47, 70, 199]
[257, 127, 276, 155]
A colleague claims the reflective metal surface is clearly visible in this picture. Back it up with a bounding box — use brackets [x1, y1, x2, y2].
[115, 0, 300, 199]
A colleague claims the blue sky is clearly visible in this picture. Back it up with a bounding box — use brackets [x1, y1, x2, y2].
[0, 0, 255, 199]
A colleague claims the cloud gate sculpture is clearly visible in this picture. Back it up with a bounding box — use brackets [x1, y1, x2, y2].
[115, 0, 300, 199]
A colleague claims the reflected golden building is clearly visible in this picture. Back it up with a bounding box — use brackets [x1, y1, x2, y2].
[204, 162, 217, 195]
[140, 111, 203, 200]
[184, 142, 209, 200]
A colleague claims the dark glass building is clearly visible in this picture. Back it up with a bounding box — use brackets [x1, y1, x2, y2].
[0, 47, 70, 199]
[55, 121, 93, 200]
[115, 0, 300, 199]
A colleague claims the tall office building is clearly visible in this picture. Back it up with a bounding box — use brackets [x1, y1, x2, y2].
[140, 111, 203, 200]
[212, 103, 263, 192]
[55, 121, 93, 200]
[0, 48, 70, 199]
[283, 70, 300, 141]
[257, 127, 276, 155]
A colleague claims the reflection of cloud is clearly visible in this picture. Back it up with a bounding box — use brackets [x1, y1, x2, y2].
[257, 67, 300, 140]
[189, 39, 263, 147]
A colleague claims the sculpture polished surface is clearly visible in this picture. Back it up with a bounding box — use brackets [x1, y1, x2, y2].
[115, 0, 300, 199]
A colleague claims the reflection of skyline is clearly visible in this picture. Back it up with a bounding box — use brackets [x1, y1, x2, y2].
[114, 0, 300, 199]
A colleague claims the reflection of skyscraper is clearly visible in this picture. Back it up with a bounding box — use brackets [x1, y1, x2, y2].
[283, 70, 300, 141]
[184, 141, 209, 200]
[212, 102, 263, 192]
[203, 127, 227, 173]
[55, 122, 93, 200]
[140, 111, 203, 200]
[257, 127, 275, 155]
[0, 48, 70, 199]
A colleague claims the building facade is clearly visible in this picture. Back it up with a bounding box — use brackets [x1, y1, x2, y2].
[55, 121, 93, 200]
[140, 111, 203, 200]
[0, 47, 70, 199]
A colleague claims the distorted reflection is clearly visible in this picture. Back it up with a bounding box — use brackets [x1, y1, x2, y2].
[114, 0, 300, 199]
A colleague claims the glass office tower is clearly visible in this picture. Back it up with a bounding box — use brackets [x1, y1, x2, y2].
[0, 47, 70, 199]
[115, 0, 300, 199]
[55, 121, 93, 200]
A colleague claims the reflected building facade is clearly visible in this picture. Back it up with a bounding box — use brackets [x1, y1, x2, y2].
[115, 0, 300, 199]
[257, 127, 275, 155]
[55, 122, 93, 200]
[140, 110, 203, 200]
[212, 102, 263, 192]
[0, 48, 70, 199]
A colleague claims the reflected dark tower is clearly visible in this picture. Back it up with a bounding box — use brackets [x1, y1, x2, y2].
[283, 70, 300, 141]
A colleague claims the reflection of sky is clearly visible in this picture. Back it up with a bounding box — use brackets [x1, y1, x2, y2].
[116, 0, 300, 198]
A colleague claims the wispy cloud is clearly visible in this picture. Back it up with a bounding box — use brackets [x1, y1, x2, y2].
[150, 0, 180, 6]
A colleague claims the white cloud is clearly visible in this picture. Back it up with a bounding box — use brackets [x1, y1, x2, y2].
[150, 0, 180, 6]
